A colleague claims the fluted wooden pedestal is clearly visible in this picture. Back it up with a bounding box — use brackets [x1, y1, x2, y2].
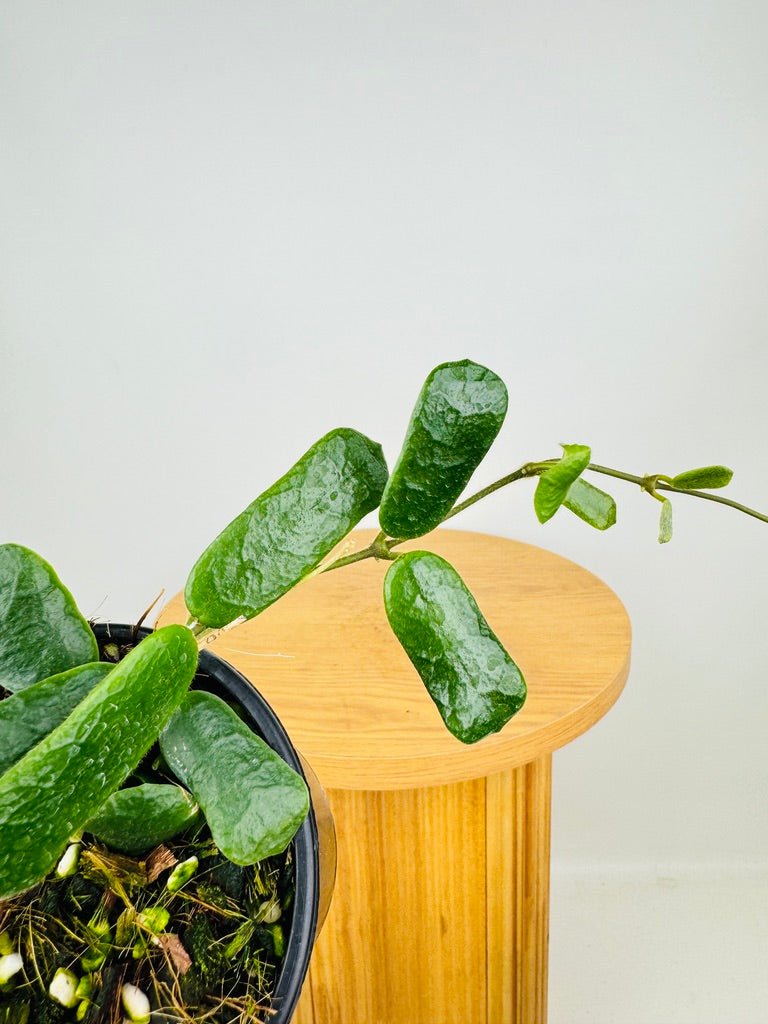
[159, 530, 631, 1024]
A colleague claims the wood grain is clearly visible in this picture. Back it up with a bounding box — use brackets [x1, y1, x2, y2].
[158, 529, 632, 791]
[486, 757, 552, 1023]
[293, 758, 552, 1024]
[296, 780, 487, 1024]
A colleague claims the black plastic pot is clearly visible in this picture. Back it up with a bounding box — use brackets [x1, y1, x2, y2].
[94, 623, 319, 1024]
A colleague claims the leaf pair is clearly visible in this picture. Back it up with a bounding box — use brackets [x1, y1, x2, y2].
[373, 363, 525, 742]
[183, 363, 509, 627]
[184, 360, 525, 746]
[84, 693, 310, 865]
[534, 444, 616, 531]
[183, 362, 512, 627]
[655, 466, 732, 544]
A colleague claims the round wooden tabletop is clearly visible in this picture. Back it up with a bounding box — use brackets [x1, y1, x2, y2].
[157, 529, 631, 791]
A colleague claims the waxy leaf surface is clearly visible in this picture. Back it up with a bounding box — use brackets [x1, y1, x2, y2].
[0, 544, 98, 692]
[87, 783, 200, 854]
[0, 625, 198, 899]
[379, 360, 508, 539]
[563, 478, 617, 531]
[160, 691, 309, 864]
[383, 551, 526, 744]
[185, 428, 388, 628]
[0, 663, 111, 776]
[534, 445, 591, 523]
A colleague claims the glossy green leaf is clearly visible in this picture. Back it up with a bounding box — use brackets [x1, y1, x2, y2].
[0, 544, 98, 693]
[0, 662, 111, 776]
[160, 691, 309, 864]
[659, 499, 673, 544]
[378, 360, 508, 539]
[383, 551, 526, 744]
[185, 428, 388, 628]
[563, 478, 617, 531]
[670, 465, 733, 490]
[533, 445, 591, 524]
[0, 625, 198, 899]
[87, 783, 200, 854]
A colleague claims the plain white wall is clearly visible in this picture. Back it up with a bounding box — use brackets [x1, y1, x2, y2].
[2, 1, 767, 879]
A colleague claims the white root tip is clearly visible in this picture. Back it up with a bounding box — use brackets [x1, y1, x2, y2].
[49, 967, 79, 1007]
[121, 982, 151, 1023]
[0, 953, 23, 984]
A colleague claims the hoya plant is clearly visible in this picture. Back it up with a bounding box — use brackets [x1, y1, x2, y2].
[1, 358, 764, 1023]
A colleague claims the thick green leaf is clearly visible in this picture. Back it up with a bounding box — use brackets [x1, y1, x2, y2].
[659, 499, 673, 544]
[563, 478, 617, 531]
[0, 662, 111, 776]
[0, 625, 198, 899]
[671, 465, 733, 490]
[378, 360, 508, 539]
[159, 691, 309, 864]
[86, 783, 200, 854]
[0, 544, 98, 692]
[185, 428, 388, 628]
[383, 551, 526, 744]
[534, 445, 591, 524]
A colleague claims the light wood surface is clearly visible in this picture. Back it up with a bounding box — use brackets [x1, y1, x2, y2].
[158, 528, 632, 792]
[292, 756, 552, 1024]
[158, 529, 631, 1023]
[293, 778, 488, 1024]
[486, 757, 552, 1023]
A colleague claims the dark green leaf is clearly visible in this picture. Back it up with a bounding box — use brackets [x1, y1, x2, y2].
[185, 428, 388, 628]
[383, 551, 526, 744]
[659, 499, 673, 544]
[534, 445, 591, 524]
[378, 360, 508, 539]
[0, 625, 198, 899]
[670, 465, 733, 490]
[0, 545, 98, 692]
[563, 478, 617, 531]
[159, 691, 309, 863]
[86, 783, 200, 854]
[0, 663, 111, 776]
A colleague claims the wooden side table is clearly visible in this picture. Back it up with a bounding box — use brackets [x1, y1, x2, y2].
[159, 529, 631, 1024]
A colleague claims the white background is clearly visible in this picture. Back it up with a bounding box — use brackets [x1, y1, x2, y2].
[2, 3, 767, 1021]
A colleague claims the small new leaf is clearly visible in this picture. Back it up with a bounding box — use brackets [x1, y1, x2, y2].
[658, 499, 673, 544]
[87, 784, 200, 855]
[563, 478, 617, 531]
[534, 444, 591, 524]
[670, 466, 733, 490]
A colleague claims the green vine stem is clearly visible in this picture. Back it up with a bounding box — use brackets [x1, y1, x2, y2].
[439, 463, 542, 523]
[317, 531, 396, 573]
[318, 457, 768, 576]
[584, 463, 768, 525]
